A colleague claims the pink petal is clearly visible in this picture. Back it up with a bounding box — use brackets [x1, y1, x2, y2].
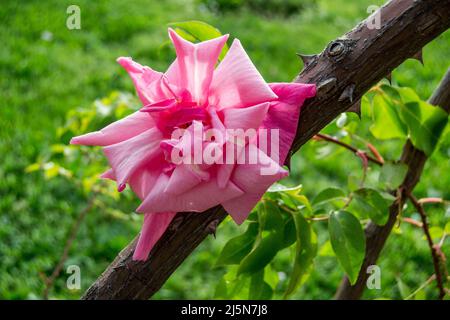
[103, 128, 163, 190]
[209, 39, 277, 109]
[100, 169, 115, 180]
[128, 166, 162, 200]
[133, 212, 177, 261]
[222, 102, 269, 131]
[117, 57, 164, 105]
[222, 144, 288, 224]
[260, 83, 316, 163]
[137, 172, 244, 213]
[164, 164, 202, 195]
[70, 111, 154, 146]
[167, 28, 229, 106]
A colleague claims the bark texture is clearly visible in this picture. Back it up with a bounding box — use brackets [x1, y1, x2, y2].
[335, 68, 450, 300]
[82, 0, 450, 299]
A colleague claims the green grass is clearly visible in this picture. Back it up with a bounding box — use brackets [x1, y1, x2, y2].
[0, 0, 448, 299]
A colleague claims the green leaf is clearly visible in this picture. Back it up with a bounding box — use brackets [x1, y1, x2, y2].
[352, 188, 392, 225]
[328, 211, 366, 284]
[258, 201, 284, 232]
[284, 211, 317, 297]
[379, 162, 408, 189]
[370, 94, 407, 140]
[168, 20, 229, 60]
[237, 229, 283, 275]
[312, 187, 346, 206]
[216, 223, 258, 266]
[214, 278, 228, 299]
[25, 163, 41, 173]
[394, 87, 449, 155]
[398, 101, 448, 155]
[249, 270, 273, 300]
[268, 183, 302, 193]
[282, 217, 297, 248]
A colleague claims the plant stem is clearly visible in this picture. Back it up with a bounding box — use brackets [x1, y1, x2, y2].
[408, 193, 446, 300]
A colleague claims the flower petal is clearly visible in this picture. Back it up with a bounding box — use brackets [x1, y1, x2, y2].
[209, 39, 277, 109]
[222, 144, 288, 224]
[128, 166, 162, 200]
[117, 57, 166, 105]
[103, 128, 163, 190]
[70, 111, 154, 146]
[133, 212, 177, 261]
[168, 28, 229, 106]
[164, 164, 202, 195]
[260, 82, 316, 163]
[222, 102, 269, 131]
[137, 172, 244, 213]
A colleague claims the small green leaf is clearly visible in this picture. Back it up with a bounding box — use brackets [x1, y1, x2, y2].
[352, 188, 392, 225]
[282, 217, 297, 248]
[328, 211, 366, 284]
[395, 87, 449, 155]
[25, 163, 41, 173]
[258, 201, 284, 232]
[312, 187, 346, 206]
[216, 223, 258, 266]
[379, 162, 408, 189]
[249, 270, 273, 300]
[370, 94, 407, 140]
[268, 183, 302, 193]
[237, 230, 283, 275]
[169, 20, 229, 60]
[284, 211, 317, 297]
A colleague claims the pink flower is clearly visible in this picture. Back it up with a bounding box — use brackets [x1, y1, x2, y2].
[71, 28, 316, 261]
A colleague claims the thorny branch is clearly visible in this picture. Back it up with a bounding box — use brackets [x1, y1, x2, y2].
[83, 0, 450, 299]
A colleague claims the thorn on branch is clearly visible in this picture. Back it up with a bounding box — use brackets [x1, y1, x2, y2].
[316, 77, 337, 95]
[347, 98, 362, 118]
[386, 72, 392, 84]
[411, 50, 424, 65]
[339, 83, 356, 103]
[206, 219, 220, 238]
[296, 53, 317, 69]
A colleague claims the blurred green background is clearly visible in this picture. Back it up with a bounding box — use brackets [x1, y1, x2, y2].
[0, 0, 448, 299]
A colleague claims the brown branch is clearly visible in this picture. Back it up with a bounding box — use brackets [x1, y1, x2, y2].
[314, 133, 384, 166]
[335, 68, 450, 299]
[42, 195, 96, 299]
[82, 0, 450, 299]
[408, 193, 446, 299]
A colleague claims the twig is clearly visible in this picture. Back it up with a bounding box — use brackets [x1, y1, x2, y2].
[314, 133, 384, 166]
[42, 195, 97, 299]
[404, 274, 436, 300]
[401, 217, 423, 228]
[408, 193, 446, 300]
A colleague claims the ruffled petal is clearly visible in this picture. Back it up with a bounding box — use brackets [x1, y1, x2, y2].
[128, 166, 162, 200]
[260, 82, 316, 163]
[168, 28, 229, 106]
[133, 212, 177, 261]
[222, 102, 269, 131]
[209, 39, 277, 109]
[103, 128, 163, 190]
[222, 144, 288, 224]
[137, 172, 244, 213]
[164, 164, 202, 195]
[117, 57, 165, 105]
[70, 111, 154, 146]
